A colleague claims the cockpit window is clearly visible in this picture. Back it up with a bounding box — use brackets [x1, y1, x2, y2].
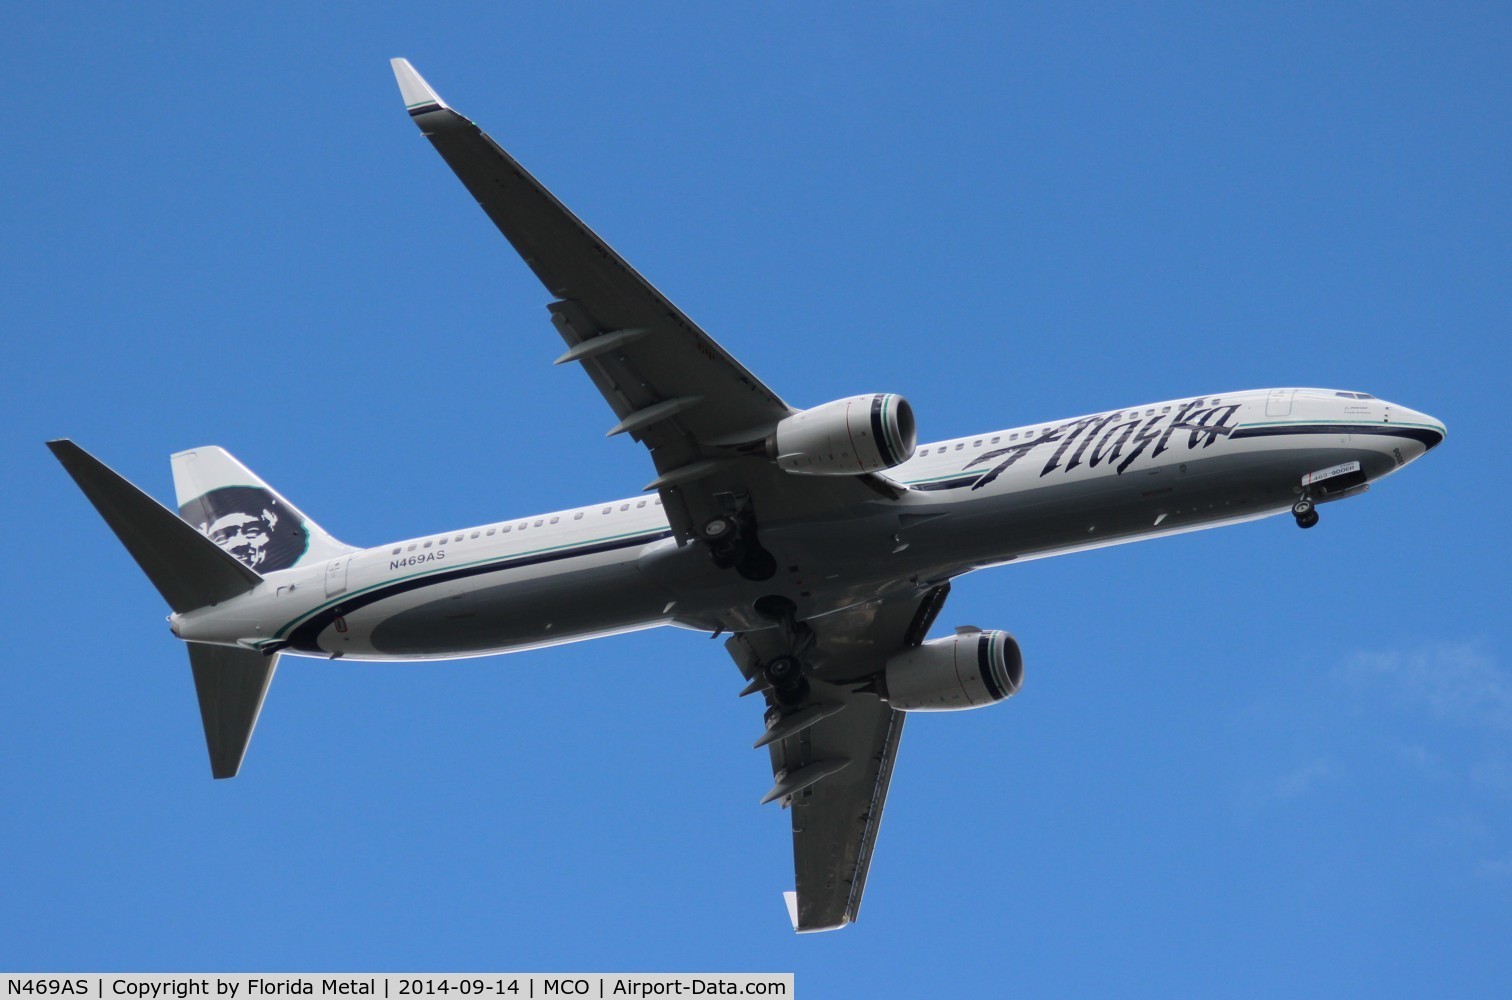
[1335, 391, 1375, 400]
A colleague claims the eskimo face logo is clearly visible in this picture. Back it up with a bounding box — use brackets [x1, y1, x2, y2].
[179, 486, 309, 572]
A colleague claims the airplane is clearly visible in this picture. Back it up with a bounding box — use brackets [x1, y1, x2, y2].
[48, 59, 1446, 933]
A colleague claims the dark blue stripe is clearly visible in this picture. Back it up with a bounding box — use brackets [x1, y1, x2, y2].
[1231, 423, 1444, 448]
[287, 529, 673, 652]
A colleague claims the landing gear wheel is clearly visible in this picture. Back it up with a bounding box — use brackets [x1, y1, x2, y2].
[700, 516, 736, 541]
[763, 655, 802, 687]
[1291, 498, 1314, 518]
[773, 677, 810, 707]
[1296, 509, 1320, 529]
[764, 656, 809, 707]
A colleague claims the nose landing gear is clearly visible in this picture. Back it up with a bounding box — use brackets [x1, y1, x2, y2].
[1292, 497, 1319, 529]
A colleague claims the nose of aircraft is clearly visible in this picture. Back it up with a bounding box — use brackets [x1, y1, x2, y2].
[1388, 402, 1447, 454]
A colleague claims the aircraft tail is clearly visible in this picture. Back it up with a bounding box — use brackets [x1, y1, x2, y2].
[171, 446, 355, 573]
[49, 440, 315, 779]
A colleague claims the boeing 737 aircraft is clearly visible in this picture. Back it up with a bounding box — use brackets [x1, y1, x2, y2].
[49, 60, 1445, 933]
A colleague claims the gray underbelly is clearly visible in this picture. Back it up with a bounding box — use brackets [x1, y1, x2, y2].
[368, 561, 674, 655]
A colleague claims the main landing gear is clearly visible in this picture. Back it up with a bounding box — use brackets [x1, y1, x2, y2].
[1292, 497, 1319, 529]
[762, 654, 809, 707]
[753, 595, 812, 707]
[699, 510, 777, 581]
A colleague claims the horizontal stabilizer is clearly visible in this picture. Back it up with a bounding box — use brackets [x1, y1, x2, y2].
[48, 440, 262, 613]
[188, 642, 279, 779]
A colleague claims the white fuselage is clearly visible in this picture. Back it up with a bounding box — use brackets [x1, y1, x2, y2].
[172, 388, 1444, 660]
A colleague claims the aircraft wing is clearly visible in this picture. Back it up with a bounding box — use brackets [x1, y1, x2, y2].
[391, 60, 897, 540]
[726, 585, 949, 932]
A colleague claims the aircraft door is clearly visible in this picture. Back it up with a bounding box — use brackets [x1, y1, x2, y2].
[1266, 389, 1295, 417]
[324, 556, 349, 598]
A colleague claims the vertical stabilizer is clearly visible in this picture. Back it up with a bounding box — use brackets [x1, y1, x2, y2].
[172, 447, 354, 573]
[187, 642, 280, 779]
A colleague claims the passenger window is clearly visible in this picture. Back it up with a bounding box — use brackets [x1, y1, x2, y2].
[636, 501, 646, 508]
[620, 504, 630, 511]
[602, 507, 612, 515]
[486, 528, 495, 536]
[973, 440, 982, 447]
[549, 516, 559, 524]
[502, 525, 512, 533]
[955, 443, 964, 451]
[392, 548, 401, 555]
[407, 544, 416, 552]
[574, 512, 584, 520]
[423, 541, 432, 549]
[1162, 406, 1170, 413]
[455, 534, 464, 542]
[470, 531, 479, 539]
[534, 519, 544, 527]
[991, 437, 1000, 444]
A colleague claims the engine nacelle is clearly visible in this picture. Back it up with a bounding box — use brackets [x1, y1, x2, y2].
[770, 393, 916, 475]
[881, 629, 1023, 712]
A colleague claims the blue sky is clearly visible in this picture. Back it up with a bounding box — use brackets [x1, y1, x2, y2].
[3, 3, 1508, 995]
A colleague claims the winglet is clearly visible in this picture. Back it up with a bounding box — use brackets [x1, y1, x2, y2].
[783, 891, 800, 931]
[390, 58, 449, 114]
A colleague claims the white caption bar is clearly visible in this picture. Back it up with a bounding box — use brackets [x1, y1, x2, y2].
[3, 976, 792, 1000]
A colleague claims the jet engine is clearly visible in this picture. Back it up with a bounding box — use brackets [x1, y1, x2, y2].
[770, 393, 916, 475]
[880, 629, 1023, 712]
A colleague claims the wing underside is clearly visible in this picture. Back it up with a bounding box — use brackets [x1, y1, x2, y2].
[390, 59, 896, 540]
[728, 586, 948, 931]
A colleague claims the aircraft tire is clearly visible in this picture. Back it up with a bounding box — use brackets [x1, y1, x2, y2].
[701, 516, 736, 541]
[764, 655, 802, 687]
[773, 677, 810, 708]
